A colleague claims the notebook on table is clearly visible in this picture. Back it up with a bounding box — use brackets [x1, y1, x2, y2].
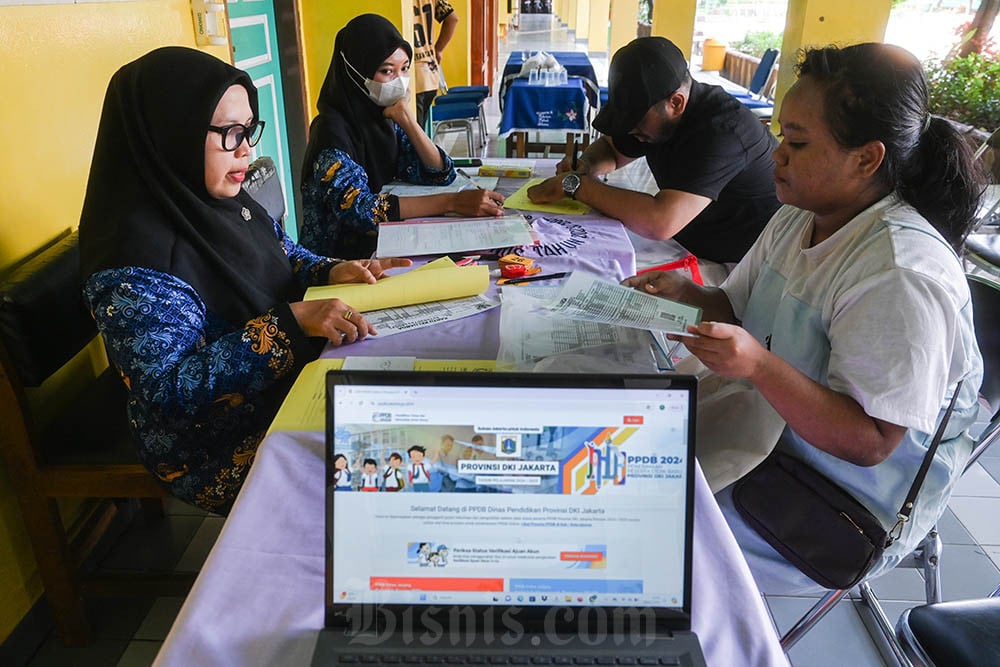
[313, 371, 705, 666]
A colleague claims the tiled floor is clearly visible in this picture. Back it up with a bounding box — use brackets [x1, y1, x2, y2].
[15, 14, 1000, 667]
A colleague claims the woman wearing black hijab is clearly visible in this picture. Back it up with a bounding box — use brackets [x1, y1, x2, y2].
[299, 13, 504, 259]
[80, 46, 410, 514]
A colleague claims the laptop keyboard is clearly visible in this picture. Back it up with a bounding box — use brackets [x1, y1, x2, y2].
[335, 656, 681, 666]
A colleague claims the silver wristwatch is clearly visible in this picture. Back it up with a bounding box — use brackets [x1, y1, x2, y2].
[561, 172, 582, 199]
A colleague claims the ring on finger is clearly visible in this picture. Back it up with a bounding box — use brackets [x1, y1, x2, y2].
[343, 309, 353, 320]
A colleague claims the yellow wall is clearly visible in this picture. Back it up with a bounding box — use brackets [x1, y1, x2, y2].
[773, 0, 892, 126]
[650, 0, 696, 60]
[566, 0, 579, 31]
[587, 0, 611, 56]
[0, 0, 227, 643]
[440, 0, 471, 91]
[575, 0, 591, 45]
[609, 0, 638, 55]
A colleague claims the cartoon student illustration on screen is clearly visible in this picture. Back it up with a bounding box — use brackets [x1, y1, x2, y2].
[332, 453, 353, 491]
[408, 445, 434, 492]
[417, 542, 432, 566]
[359, 457, 380, 492]
[436, 545, 449, 566]
[382, 452, 406, 492]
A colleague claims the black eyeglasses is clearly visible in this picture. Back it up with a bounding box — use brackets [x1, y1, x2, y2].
[207, 120, 266, 151]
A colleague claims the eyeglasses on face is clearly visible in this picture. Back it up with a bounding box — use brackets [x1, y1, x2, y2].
[207, 120, 266, 151]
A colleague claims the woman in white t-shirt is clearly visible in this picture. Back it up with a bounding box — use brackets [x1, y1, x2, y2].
[623, 42, 986, 595]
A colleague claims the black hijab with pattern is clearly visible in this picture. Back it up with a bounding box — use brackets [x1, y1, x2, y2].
[302, 14, 413, 193]
[79, 46, 300, 326]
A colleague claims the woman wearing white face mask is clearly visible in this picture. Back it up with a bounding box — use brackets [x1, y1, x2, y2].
[301, 14, 504, 259]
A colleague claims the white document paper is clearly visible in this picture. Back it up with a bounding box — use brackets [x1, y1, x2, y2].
[381, 176, 498, 197]
[363, 294, 500, 338]
[496, 287, 660, 372]
[539, 271, 702, 334]
[375, 213, 536, 257]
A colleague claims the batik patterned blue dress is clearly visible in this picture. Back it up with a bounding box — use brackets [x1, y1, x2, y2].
[299, 124, 455, 258]
[84, 221, 335, 514]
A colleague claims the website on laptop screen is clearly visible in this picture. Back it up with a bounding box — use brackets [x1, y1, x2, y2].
[330, 383, 691, 610]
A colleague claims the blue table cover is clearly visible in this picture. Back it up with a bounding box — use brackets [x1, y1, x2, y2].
[499, 78, 589, 135]
[500, 51, 599, 109]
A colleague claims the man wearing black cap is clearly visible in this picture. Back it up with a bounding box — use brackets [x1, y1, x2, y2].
[528, 37, 780, 264]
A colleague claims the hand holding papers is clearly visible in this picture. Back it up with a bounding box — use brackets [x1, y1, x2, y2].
[375, 213, 536, 257]
[539, 271, 702, 334]
[305, 258, 500, 338]
[305, 257, 488, 310]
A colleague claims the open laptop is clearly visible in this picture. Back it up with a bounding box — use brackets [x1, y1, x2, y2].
[314, 371, 706, 666]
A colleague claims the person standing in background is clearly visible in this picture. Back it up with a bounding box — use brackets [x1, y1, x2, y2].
[413, 0, 459, 130]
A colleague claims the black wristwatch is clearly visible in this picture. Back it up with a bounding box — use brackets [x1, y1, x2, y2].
[561, 172, 582, 199]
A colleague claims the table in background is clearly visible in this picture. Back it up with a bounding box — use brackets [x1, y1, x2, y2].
[155, 431, 789, 667]
[500, 51, 600, 110]
[499, 78, 592, 158]
[499, 78, 589, 136]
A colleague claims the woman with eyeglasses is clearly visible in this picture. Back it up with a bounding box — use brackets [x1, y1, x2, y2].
[78, 47, 411, 514]
[299, 13, 504, 260]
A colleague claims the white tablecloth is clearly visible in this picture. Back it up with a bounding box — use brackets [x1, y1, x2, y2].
[155, 431, 788, 667]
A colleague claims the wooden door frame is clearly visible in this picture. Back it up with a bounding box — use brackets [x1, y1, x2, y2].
[471, 0, 499, 88]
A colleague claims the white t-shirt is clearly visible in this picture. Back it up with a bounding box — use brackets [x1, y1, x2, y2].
[717, 196, 983, 590]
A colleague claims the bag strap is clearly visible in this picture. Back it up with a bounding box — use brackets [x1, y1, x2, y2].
[886, 380, 964, 545]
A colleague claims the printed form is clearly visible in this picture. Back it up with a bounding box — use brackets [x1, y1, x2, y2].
[375, 213, 536, 257]
[541, 272, 702, 334]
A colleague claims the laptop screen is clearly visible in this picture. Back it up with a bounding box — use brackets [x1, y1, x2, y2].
[325, 371, 696, 624]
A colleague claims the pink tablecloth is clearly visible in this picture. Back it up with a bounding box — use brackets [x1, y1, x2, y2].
[155, 432, 788, 667]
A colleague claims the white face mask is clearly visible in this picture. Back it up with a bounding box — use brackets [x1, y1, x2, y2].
[342, 53, 410, 107]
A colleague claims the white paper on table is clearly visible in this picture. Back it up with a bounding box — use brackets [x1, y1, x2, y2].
[482, 159, 535, 171]
[381, 176, 498, 197]
[375, 213, 536, 257]
[496, 287, 659, 372]
[539, 271, 702, 334]
[362, 294, 500, 338]
[341, 356, 416, 370]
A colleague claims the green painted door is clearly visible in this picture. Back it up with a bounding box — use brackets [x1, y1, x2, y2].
[227, 0, 299, 241]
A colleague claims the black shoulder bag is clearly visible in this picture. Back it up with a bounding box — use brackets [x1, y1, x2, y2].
[732, 382, 963, 590]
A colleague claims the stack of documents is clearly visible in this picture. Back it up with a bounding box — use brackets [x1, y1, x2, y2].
[304, 258, 500, 338]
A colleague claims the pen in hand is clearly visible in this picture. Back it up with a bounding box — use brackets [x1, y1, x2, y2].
[571, 138, 578, 171]
[457, 168, 504, 209]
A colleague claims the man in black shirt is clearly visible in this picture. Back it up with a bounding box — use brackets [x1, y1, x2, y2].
[528, 37, 780, 263]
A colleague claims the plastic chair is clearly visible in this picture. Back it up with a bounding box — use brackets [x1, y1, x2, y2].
[779, 274, 1000, 660]
[431, 99, 486, 157]
[896, 583, 1000, 666]
[730, 48, 779, 101]
[242, 156, 286, 227]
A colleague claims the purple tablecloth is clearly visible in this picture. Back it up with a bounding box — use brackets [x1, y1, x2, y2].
[155, 432, 789, 667]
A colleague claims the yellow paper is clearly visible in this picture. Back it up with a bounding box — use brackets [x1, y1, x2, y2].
[266, 358, 345, 434]
[413, 359, 497, 372]
[267, 357, 496, 433]
[304, 260, 488, 310]
[504, 178, 592, 215]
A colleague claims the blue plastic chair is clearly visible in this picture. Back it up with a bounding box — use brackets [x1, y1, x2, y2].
[730, 48, 779, 101]
[430, 100, 484, 156]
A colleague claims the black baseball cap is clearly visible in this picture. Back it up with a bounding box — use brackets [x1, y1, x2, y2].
[593, 37, 689, 136]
